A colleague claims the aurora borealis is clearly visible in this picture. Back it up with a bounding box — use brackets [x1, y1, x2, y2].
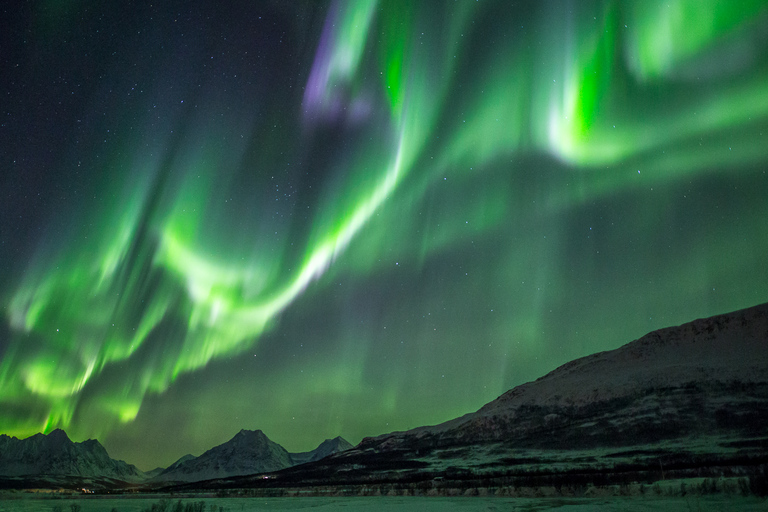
[1, 0, 768, 471]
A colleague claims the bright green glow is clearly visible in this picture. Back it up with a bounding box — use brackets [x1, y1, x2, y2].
[2, 0, 768, 469]
[544, 1, 768, 168]
[380, 0, 411, 116]
[555, 4, 618, 150]
[626, 0, 768, 80]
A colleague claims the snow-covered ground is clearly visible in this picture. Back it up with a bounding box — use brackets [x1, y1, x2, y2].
[0, 496, 766, 511]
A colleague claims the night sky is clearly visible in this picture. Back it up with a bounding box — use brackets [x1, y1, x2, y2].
[2, 0, 768, 471]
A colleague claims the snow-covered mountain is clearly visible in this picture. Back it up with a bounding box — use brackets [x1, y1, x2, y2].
[152, 430, 353, 483]
[0, 429, 143, 482]
[152, 430, 291, 483]
[362, 302, 768, 451]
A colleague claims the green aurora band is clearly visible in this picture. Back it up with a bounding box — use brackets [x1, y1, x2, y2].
[2, 0, 768, 468]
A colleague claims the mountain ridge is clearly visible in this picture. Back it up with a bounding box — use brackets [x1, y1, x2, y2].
[3, 302, 766, 491]
[0, 428, 144, 482]
[214, 301, 766, 492]
[365, 301, 768, 445]
[0, 427, 353, 486]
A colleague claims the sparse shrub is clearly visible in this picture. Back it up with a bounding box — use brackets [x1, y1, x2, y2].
[52, 506, 63, 512]
[70, 504, 81, 512]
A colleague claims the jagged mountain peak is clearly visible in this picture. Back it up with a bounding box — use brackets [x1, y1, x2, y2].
[232, 429, 269, 442]
[237, 428, 264, 436]
[47, 428, 70, 441]
[153, 429, 291, 483]
[318, 436, 353, 451]
[0, 429, 144, 481]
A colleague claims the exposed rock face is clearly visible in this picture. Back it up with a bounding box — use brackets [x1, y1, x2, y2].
[0, 429, 143, 481]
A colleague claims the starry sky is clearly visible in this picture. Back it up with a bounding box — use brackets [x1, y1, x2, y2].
[1, 0, 768, 471]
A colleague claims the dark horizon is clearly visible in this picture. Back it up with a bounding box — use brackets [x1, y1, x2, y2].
[2, 0, 768, 471]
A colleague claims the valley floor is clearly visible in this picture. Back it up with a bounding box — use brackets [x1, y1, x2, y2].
[0, 495, 767, 512]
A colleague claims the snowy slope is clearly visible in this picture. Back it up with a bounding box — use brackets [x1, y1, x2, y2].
[479, 301, 768, 411]
[357, 302, 768, 450]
